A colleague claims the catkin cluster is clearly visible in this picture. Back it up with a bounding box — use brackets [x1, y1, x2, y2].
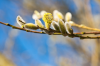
[17, 10, 74, 36]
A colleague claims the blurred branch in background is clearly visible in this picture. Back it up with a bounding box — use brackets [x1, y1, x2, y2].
[0, 53, 15, 66]
[22, 0, 69, 14]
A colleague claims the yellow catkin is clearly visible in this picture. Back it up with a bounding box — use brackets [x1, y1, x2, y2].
[43, 13, 53, 29]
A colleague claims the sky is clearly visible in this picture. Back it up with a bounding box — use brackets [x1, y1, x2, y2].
[0, 0, 100, 66]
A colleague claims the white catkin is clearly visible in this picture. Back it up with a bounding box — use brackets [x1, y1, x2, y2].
[32, 10, 41, 20]
[68, 21, 74, 26]
[40, 10, 47, 18]
[35, 19, 44, 28]
[16, 15, 26, 27]
[65, 22, 73, 34]
[58, 19, 67, 36]
[32, 14, 39, 20]
[65, 12, 72, 22]
[51, 21, 60, 31]
[53, 10, 64, 21]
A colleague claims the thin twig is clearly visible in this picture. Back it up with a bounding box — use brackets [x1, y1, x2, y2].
[1, 21, 100, 39]
[0, 21, 46, 34]
[74, 32, 100, 35]
[72, 23, 100, 31]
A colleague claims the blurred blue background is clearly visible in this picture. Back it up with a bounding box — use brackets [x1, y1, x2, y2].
[0, 0, 100, 66]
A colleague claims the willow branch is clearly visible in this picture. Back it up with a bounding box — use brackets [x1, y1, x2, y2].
[1, 21, 100, 39]
[0, 21, 46, 34]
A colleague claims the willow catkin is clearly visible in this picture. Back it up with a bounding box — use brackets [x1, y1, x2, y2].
[58, 19, 67, 36]
[65, 12, 72, 22]
[42, 13, 53, 30]
[53, 10, 64, 21]
[51, 21, 60, 31]
[24, 23, 38, 30]
[65, 22, 73, 34]
[17, 15, 26, 27]
[35, 19, 44, 28]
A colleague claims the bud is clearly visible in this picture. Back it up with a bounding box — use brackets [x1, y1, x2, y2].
[16, 15, 26, 27]
[53, 10, 64, 21]
[32, 14, 38, 20]
[51, 21, 60, 31]
[65, 22, 73, 34]
[35, 19, 44, 28]
[32, 10, 41, 20]
[68, 21, 74, 26]
[42, 13, 53, 30]
[24, 23, 38, 30]
[58, 19, 67, 36]
[40, 10, 47, 18]
[65, 12, 72, 22]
